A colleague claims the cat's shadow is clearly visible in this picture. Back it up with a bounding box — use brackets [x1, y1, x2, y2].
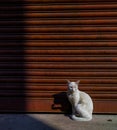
[52, 92, 72, 114]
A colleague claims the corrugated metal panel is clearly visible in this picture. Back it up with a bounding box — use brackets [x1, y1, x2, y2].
[0, 0, 117, 113]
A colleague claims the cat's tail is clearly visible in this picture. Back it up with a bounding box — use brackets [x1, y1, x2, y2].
[71, 115, 92, 121]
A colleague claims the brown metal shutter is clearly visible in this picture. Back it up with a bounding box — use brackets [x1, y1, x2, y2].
[0, 0, 117, 113]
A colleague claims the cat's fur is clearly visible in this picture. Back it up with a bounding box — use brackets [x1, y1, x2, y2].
[66, 80, 93, 121]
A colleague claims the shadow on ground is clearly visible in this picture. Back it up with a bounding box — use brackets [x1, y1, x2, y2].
[0, 114, 56, 130]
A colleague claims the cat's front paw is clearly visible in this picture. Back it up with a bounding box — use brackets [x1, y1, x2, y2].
[70, 114, 77, 120]
[69, 114, 74, 120]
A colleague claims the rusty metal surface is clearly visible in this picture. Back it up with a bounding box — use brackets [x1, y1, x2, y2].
[0, 0, 117, 113]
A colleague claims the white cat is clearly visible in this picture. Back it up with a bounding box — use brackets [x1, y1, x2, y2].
[66, 80, 93, 121]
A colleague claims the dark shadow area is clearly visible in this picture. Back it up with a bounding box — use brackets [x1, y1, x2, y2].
[0, 114, 56, 130]
[52, 92, 72, 114]
[0, 1, 26, 111]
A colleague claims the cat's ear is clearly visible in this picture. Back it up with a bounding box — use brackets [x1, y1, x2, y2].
[76, 80, 80, 84]
[66, 79, 70, 84]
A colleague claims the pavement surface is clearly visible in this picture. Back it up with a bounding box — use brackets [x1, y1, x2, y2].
[0, 114, 116, 130]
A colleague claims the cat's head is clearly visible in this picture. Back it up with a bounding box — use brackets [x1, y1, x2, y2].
[66, 80, 80, 92]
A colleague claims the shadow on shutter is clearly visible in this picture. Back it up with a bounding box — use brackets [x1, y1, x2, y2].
[0, 0, 26, 111]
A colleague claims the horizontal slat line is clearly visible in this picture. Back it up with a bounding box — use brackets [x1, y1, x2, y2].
[2, 54, 117, 57]
[1, 83, 117, 88]
[59, 93, 117, 99]
[0, 91, 116, 99]
[24, 4, 117, 10]
[0, 42, 117, 47]
[3, 68, 117, 72]
[1, 64, 117, 69]
[1, 71, 117, 77]
[0, 32, 116, 36]
[1, 57, 117, 62]
[1, 76, 117, 79]
[2, 0, 117, 3]
[0, 62, 116, 66]
[2, 39, 117, 42]
[0, 49, 116, 55]
[0, 69, 115, 72]
[0, 89, 116, 95]
[2, 12, 117, 17]
[30, 87, 117, 92]
[2, 26, 117, 33]
[0, 92, 51, 98]
[0, 61, 116, 64]
[1, 19, 117, 25]
[18, 47, 117, 51]
[1, 4, 117, 10]
[0, 79, 117, 84]
[1, 49, 117, 54]
[1, 33, 117, 36]
[1, 54, 117, 58]
[1, 34, 117, 40]
[0, 86, 117, 91]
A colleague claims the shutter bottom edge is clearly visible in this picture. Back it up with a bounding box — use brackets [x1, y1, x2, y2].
[0, 97, 116, 113]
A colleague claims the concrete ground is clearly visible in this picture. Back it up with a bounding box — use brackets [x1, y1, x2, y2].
[0, 114, 116, 130]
